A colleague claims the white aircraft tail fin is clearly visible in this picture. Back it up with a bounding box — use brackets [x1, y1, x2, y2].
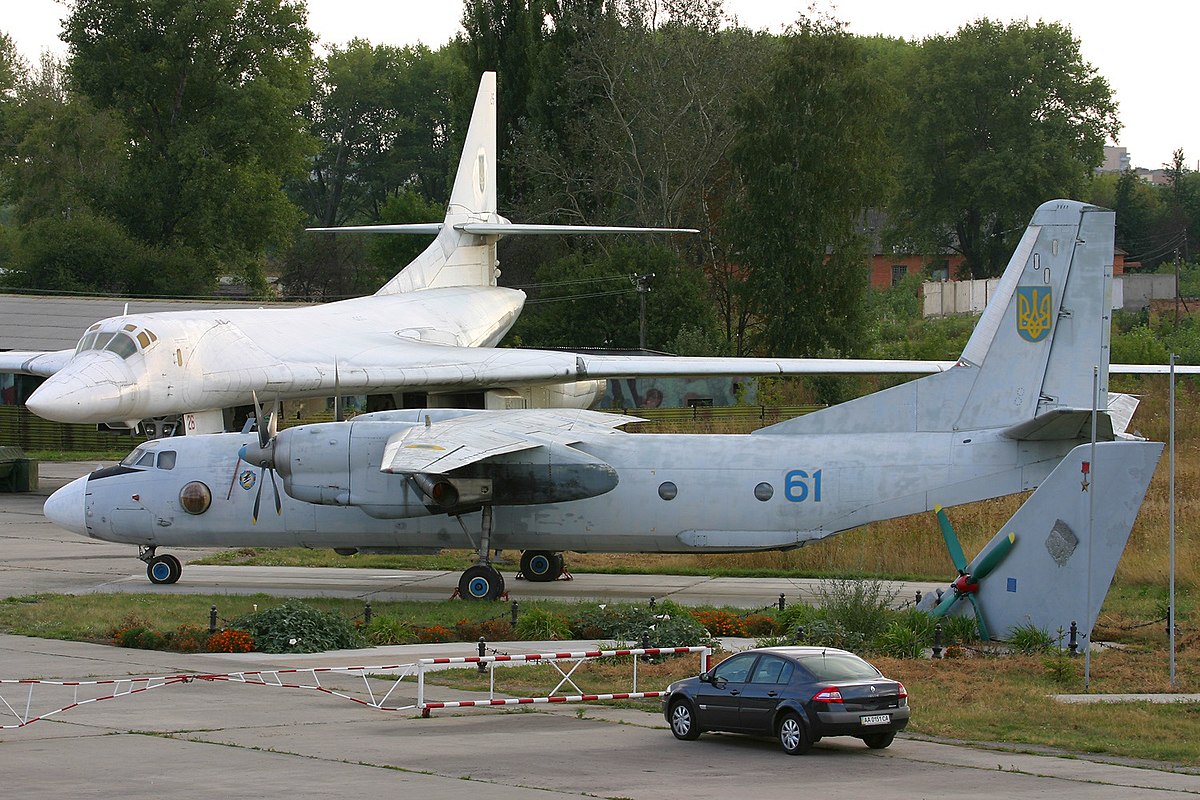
[761, 200, 1115, 437]
[921, 439, 1161, 641]
[308, 71, 697, 295]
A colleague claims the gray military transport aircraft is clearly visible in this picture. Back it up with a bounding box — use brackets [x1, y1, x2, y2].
[42, 199, 1162, 641]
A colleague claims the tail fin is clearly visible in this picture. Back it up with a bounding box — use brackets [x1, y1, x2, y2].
[922, 439, 1161, 641]
[374, 71, 502, 293]
[309, 71, 697, 294]
[762, 200, 1115, 436]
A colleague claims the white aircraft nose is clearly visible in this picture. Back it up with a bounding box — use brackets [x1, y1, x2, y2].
[44, 475, 89, 537]
[25, 354, 137, 423]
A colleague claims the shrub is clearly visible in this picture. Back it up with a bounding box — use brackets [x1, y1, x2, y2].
[877, 620, 927, 659]
[775, 603, 819, 639]
[570, 602, 714, 648]
[514, 606, 572, 640]
[115, 625, 165, 650]
[365, 615, 415, 645]
[166, 624, 210, 653]
[233, 601, 365, 653]
[938, 614, 983, 645]
[415, 624, 454, 643]
[742, 613, 782, 636]
[690, 609, 747, 637]
[207, 628, 255, 653]
[1007, 622, 1053, 654]
[815, 578, 895, 646]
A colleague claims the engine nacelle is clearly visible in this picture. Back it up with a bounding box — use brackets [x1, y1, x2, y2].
[270, 418, 619, 520]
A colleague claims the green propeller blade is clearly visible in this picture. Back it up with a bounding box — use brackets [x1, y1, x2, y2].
[966, 593, 991, 641]
[970, 532, 1016, 581]
[931, 590, 959, 617]
[935, 504, 969, 574]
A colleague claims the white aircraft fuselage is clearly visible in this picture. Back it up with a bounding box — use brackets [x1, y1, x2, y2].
[26, 286, 526, 425]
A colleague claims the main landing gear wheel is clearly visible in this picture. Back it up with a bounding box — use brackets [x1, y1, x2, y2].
[147, 554, 182, 585]
[459, 564, 505, 600]
[520, 550, 564, 582]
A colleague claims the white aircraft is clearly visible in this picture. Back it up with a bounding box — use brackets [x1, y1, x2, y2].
[43, 199, 1162, 641]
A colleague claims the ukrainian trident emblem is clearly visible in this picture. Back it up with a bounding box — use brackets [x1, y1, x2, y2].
[1016, 286, 1052, 342]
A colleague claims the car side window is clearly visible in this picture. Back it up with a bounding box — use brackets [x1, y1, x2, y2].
[711, 653, 757, 684]
[749, 655, 794, 685]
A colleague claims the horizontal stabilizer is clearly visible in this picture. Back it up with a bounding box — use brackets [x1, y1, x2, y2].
[1001, 409, 1114, 441]
[308, 224, 443, 235]
[307, 222, 696, 237]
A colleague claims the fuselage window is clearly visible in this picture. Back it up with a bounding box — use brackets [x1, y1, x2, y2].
[106, 333, 138, 359]
[157, 451, 177, 470]
[136, 331, 151, 349]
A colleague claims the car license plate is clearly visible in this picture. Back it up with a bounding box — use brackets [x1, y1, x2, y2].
[860, 714, 890, 726]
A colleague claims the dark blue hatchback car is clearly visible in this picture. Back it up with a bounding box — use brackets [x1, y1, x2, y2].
[663, 646, 909, 754]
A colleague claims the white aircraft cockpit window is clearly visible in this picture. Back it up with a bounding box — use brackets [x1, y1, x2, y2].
[136, 451, 156, 467]
[136, 331, 151, 349]
[157, 451, 176, 470]
[93, 332, 115, 351]
[120, 446, 149, 467]
[76, 332, 99, 354]
[105, 333, 138, 360]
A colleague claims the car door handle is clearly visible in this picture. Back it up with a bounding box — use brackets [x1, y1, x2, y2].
[767, 691, 779, 697]
[729, 689, 740, 696]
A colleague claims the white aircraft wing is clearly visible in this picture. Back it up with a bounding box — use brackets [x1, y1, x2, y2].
[0, 349, 75, 377]
[380, 408, 638, 474]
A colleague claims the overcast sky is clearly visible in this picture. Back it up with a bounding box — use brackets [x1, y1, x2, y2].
[4, 0, 1194, 170]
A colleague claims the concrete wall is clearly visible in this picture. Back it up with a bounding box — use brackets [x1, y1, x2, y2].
[923, 278, 1128, 317]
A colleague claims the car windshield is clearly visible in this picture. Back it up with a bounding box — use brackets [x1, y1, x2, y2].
[795, 652, 882, 682]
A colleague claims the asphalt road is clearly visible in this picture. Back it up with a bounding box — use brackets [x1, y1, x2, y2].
[1, 462, 1197, 799]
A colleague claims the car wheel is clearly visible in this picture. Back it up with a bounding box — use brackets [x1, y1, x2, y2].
[863, 732, 895, 750]
[777, 712, 812, 755]
[668, 699, 702, 741]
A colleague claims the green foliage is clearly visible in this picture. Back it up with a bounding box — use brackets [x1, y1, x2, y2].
[364, 614, 415, 645]
[723, 15, 885, 358]
[233, 601, 365, 654]
[893, 19, 1118, 278]
[938, 614, 985, 646]
[814, 578, 896, 646]
[877, 620, 927, 659]
[569, 601, 715, 649]
[514, 606, 572, 640]
[1007, 622, 1054, 654]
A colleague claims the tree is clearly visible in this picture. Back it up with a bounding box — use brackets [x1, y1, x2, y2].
[63, 0, 316, 289]
[722, 15, 887, 358]
[893, 19, 1118, 278]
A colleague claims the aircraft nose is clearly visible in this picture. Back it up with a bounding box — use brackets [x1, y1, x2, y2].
[25, 354, 138, 423]
[44, 475, 89, 537]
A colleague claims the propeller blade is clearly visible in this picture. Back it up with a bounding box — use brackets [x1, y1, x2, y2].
[252, 466, 265, 524]
[967, 593, 992, 641]
[252, 391, 269, 450]
[930, 590, 960, 618]
[268, 396, 280, 441]
[935, 504, 969, 574]
[970, 532, 1016, 582]
[224, 446, 245, 501]
[268, 465, 282, 516]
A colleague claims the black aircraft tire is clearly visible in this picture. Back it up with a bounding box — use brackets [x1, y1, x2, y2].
[148, 554, 182, 585]
[459, 564, 505, 600]
[520, 550, 561, 582]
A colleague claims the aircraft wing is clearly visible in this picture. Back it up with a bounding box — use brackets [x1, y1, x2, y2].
[380, 408, 638, 474]
[0, 349, 75, 377]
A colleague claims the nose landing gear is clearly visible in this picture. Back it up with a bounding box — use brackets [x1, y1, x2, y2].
[139, 546, 182, 584]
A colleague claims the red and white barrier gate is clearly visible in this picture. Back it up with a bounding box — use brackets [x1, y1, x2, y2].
[415, 646, 711, 717]
[0, 646, 710, 728]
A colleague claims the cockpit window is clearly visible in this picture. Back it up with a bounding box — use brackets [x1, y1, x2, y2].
[136, 451, 156, 467]
[120, 446, 148, 467]
[76, 332, 98, 354]
[157, 451, 176, 470]
[105, 333, 138, 360]
[94, 332, 115, 350]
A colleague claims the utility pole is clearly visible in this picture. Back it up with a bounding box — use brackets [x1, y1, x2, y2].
[634, 273, 655, 350]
